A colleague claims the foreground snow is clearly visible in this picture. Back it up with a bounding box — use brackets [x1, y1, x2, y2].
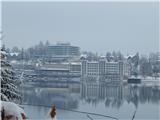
[0, 101, 26, 120]
[0, 101, 57, 120]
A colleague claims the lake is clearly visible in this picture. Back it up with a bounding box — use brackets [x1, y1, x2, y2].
[22, 79, 160, 120]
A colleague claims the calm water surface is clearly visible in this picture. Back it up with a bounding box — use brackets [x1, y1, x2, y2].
[22, 80, 160, 120]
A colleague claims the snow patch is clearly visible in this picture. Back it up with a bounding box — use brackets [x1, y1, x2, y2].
[0, 101, 26, 120]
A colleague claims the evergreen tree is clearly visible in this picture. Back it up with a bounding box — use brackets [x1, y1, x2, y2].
[0, 49, 21, 102]
[106, 52, 111, 62]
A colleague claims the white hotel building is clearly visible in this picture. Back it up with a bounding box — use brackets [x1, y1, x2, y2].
[81, 60, 130, 81]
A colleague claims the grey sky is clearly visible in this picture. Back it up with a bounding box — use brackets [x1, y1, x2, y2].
[2, 2, 159, 55]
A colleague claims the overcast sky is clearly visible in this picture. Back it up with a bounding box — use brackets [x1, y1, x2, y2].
[1, 1, 159, 55]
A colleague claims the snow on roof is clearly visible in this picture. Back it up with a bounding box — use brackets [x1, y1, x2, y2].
[106, 61, 119, 64]
[100, 55, 106, 58]
[87, 61, 99, 63]
[80, 54, 87, 58]
[70, 62, 81, 65]
[9, 52, 19, 56]
[124, 54, 135, 59]
[40, 67, 69, 71]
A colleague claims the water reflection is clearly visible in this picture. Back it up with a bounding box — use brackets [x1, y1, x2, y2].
[80, 82, 123, 108]
[22, 85, 80, 109]
[23, 79, 160, 110]
[81, 81, 160, 108]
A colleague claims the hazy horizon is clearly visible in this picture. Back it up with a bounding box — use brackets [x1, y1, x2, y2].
[2, 1, 159, 55]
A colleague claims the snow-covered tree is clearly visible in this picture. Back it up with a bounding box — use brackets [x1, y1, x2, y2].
[1, 49, 21, 102]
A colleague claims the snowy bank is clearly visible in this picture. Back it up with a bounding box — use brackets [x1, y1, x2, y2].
[0, 101, 27, 120]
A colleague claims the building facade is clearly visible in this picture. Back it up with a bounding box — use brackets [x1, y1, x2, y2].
[35, 62, 81, 77]
[123, 61, 131, 79]
[105, 62, 121, 81]
[81, 60, 131, 80]
[87, 62, 99, 76]
[47, 42, 80, 62]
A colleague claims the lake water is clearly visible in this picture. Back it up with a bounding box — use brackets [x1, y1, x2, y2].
[22, 79, 160, 120]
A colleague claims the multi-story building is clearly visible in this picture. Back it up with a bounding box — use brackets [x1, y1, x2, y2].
[99, 60, 106, 76]
[69, 62, 81, 74]
[81, 60, 99, 77]
[47, 42, 80, 62]
[35, 62, 81, 77]
[105, 62, 121, 81]
[81, 60, 131, 80]
[81, 60, 87, 77]
[87, 61, 99, 76]
[123, 61, 131, 79]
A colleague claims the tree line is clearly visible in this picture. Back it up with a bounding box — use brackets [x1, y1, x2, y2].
[3, 41, 160, 78]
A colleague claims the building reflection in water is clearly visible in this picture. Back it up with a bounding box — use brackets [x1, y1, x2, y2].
[80, 78, 160, 109]
[22, 78, 160, 110]
[80, 80, 123, 108]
